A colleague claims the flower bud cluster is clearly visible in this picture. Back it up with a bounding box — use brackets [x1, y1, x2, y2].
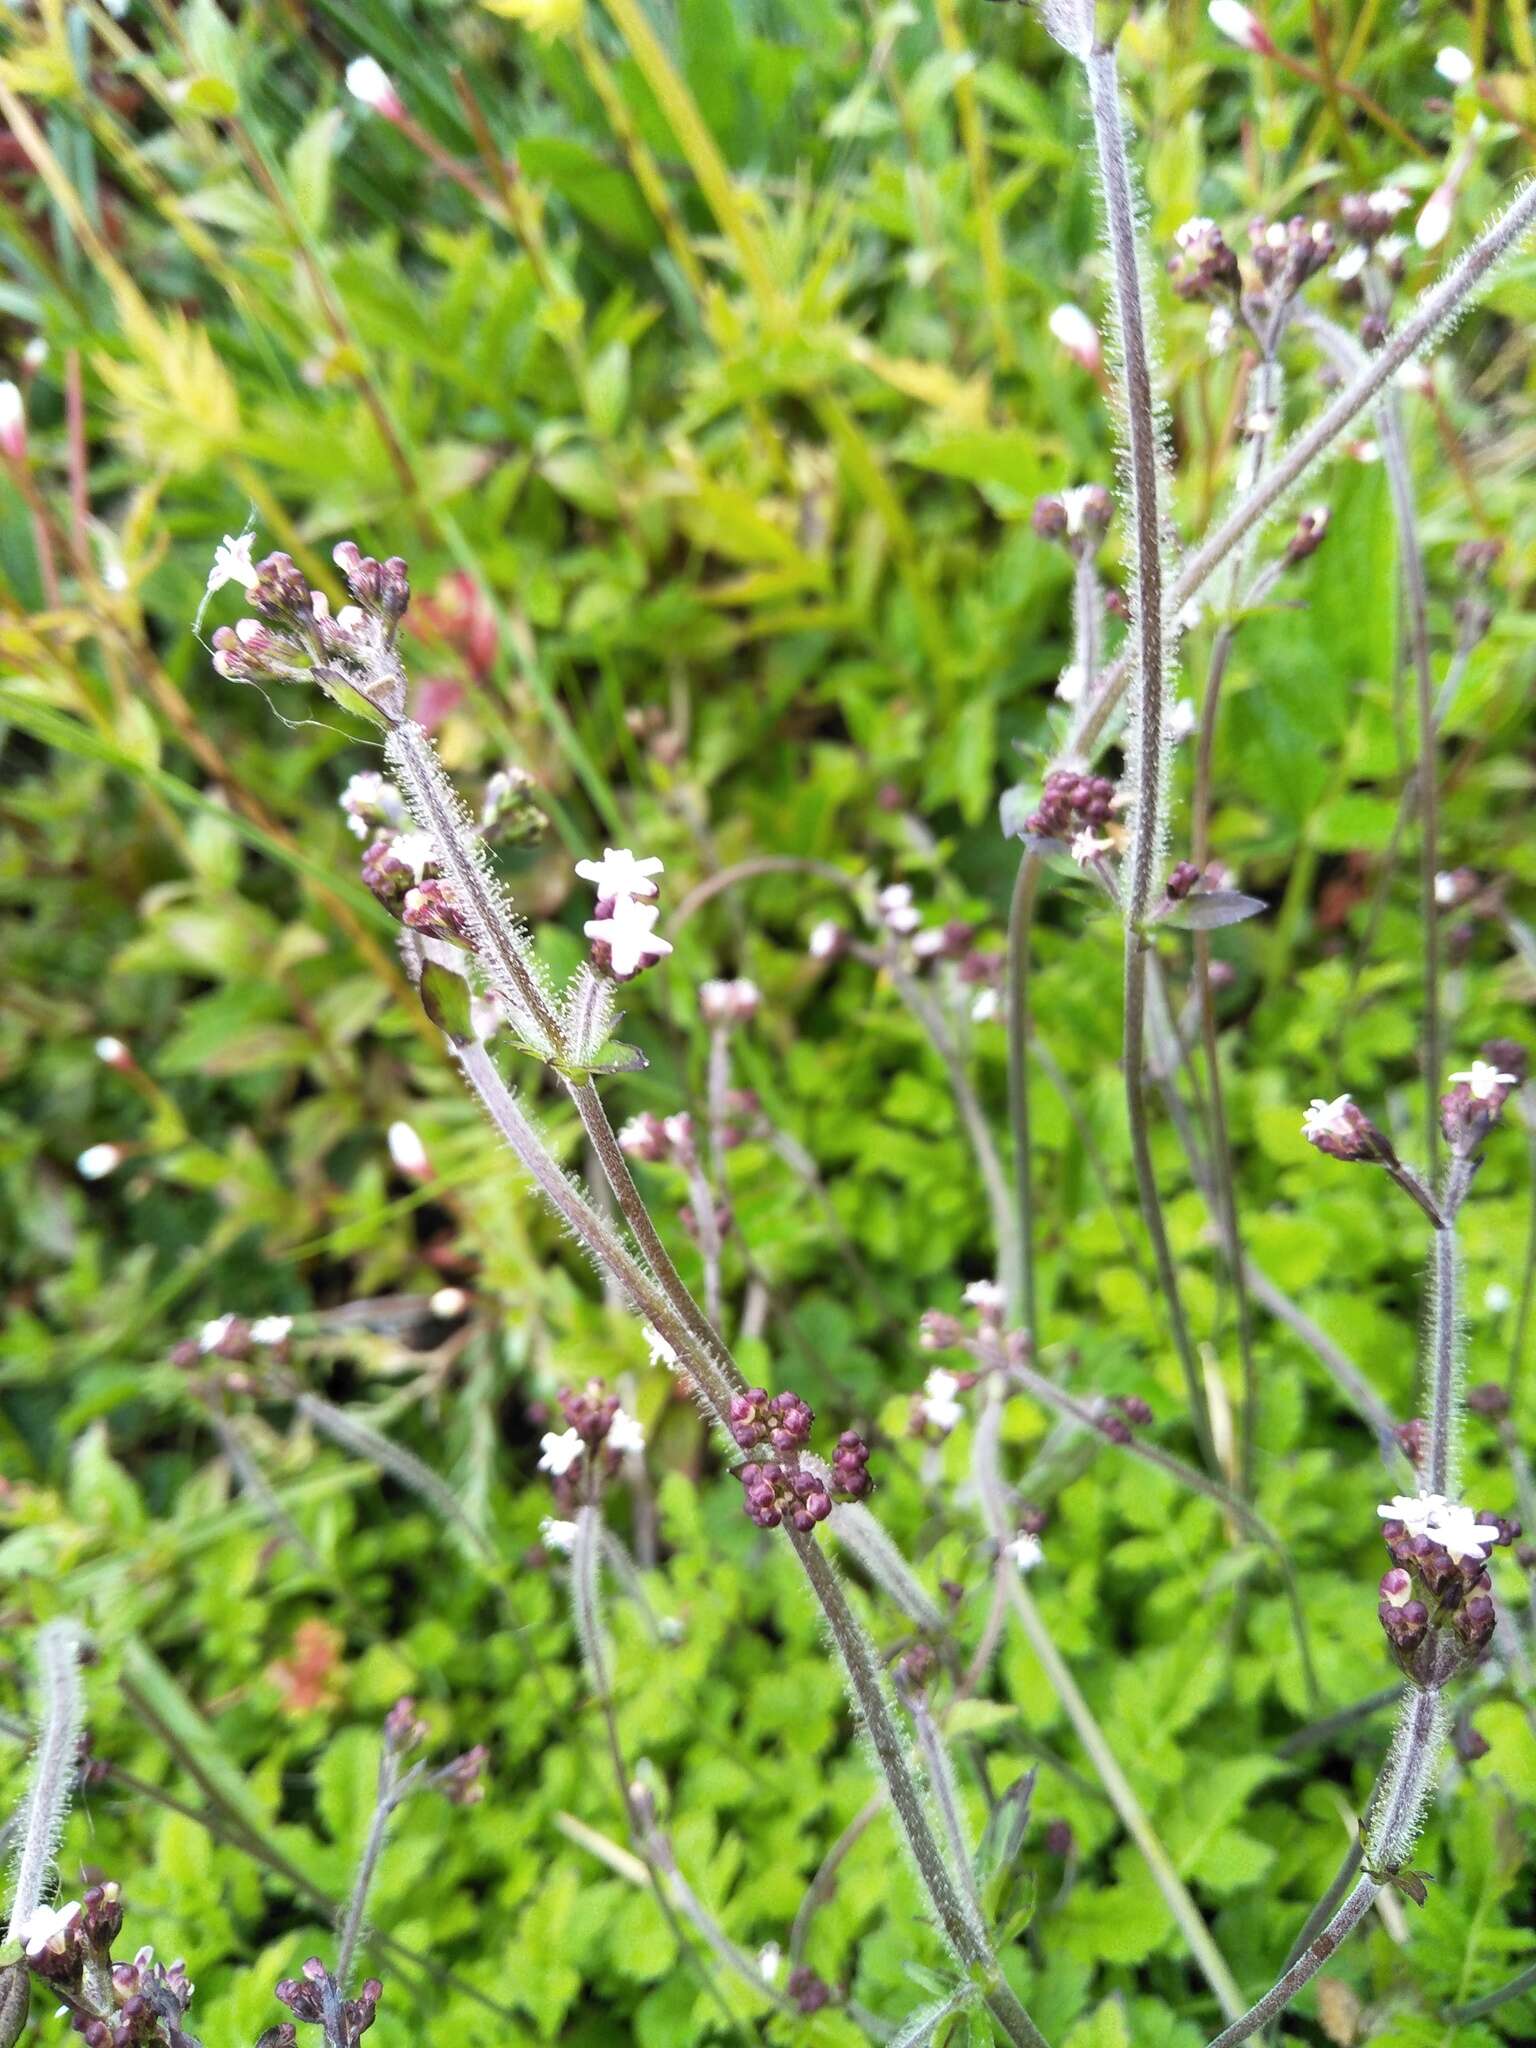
[1377, 1492, 1519, 1681]
[264, 1960, 381, 2048]
[1440, 1045, 1523, 1156]
[1300, 1093, 1396, 1164]
[734, 1381, 873, 1530]
[1168, 217, 1241, 300]
[1247, 213, 1335, 293]
[211, 542, 410, 727]
[18, 1886, 203, 2048]
[167, 1311, 294, 1374]
[618, 1109, 715, 1165]
[1023, 768, 1116, 842]
[1339, 186, 1411, 245]
[1285, 506, 1332, 563]
[1031, 483, 1114, 550]
[699, 978, 760, 1027]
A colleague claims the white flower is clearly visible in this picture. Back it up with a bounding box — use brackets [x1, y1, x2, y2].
[1372, 187, 1412, 222]
[339, 771, 403, 839]
[94, 1035, 131, 1068]
[644, 1324, 678, 1369]
[920, 1368, 964, 1434]
[970, 987, 1001, 1024]
[1006, 1532, 1045, 1573]
[574, 847, 663, 901]
[1301, 1094, 1355, 1142]
[1449, 1060, 1517, 1101]
[1484, 1282, 1514, 1315]
[1378, 1491, 1451, 1536]
[345, 56, 402, 117]
[756, 1943, 782, 1985]
[1333, 244, 1368, 283]
[1435, 46, 1474, 85]
[77, 1142, 124, 1180]
[538, 1428, 584, 1477]
[1175, 215, 1219, 249]
[250, 1315, 293, 1345]
[1055, 662, 1086, 706]
[585, 895, 672, 979]
[18, 1901, 81, 1958]
[1416, 188, 1454, 251]
[808, 919, 845, 961]
[1048, 303, 1101, 372]
[1168, 697, 1198, 744]
[206, 531, 260, 596]
[199, 1313, 237, 1352]
[1206, 304, 1235, 353]
[607, 1407, 646, 1455]
[21, 336, 48, 372]
[1059, 485, 1101, 536]
[1070, 829, 1113, 866]
[911, 928, 948, 960]
[540, 1515, 579, 1553]
[387, 831, 438, 880]
[429, 1286, 469, 1317]
[388, 1120, 431, 1178]
[964, 1279, 1005, 1315]
[877, 882, 921, 935]
[1434, 870, 1460, 905]
[1375, 1494, 1500, 1560]
[0, 379, 24, 461]
[1208, 0, 1272, 52]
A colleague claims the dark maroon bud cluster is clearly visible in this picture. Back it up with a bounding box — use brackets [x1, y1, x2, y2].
[897, 1642, 939, 1693]
[1305, 1097, 1396, 1166]
[400, 880, 471, 946]
[1453, 1720, 1490, 1764]
[1394, 1419, 1426, 1467]
[1286, 505, 1332, 563]
[1248, 214, 1335, 291]
[1465, 1382, 1511, 1420]
[437, 1743, 489, 1806]
[360, 837, 421, 910]
[1165, 861, 1202, 902]
[739, 1462, 833, 1531]
[958, 948, 1002, 986]
[1111, 1394, 1154, 1427]
[918, 1309, 967, 1351]
[384, 1696, 428, 1755]
[81, 1884, 125, 1951]
[728, 1387, 814, 1455]
[1168, 217, 1240, 300]
[1098, 1412, 1133, 1445]
[273, 1961, 382, 2047]
[1377, 1509, 1519, 1681]
[1024, 768, 1116, 842]
[1360, 313, 1388, 350]
[1339, 188, 1410, 245]
[332, 542, 410, 625]
[786, 1966, 832, 2014]
[212, 545, 411, 726]
[831, 1430, 873, 1499]
[1378, 1567, 1429, 1657]
[1030, 494, 1068, 540]
[559, 1381, 623, 1447]
[617, 1111, 670, 1163]
[1043, 1818, 1075, 1857]
[1440, 1063, 1520, 1156]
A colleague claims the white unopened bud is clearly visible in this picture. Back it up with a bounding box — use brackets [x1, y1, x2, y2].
[1048, 303, 1101, 373]
[387, 1120, 431, 1180]
[77, 1142, 124, 1180]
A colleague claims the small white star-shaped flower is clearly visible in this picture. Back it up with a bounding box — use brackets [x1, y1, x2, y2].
[18, 1901, 81, 1958]
[607, 1407, 646, 1456]
[971, 988, 1001, 1024]
[585, 895, 672, 979]
[1006, 1532, 1045, 1573]
[1378, 1492, 1451, 1537]
[964, 1279, 1005, 1315]
[1055, 662, 1086, 705]
[644, 1325, 678, 1369]
[250, 1316, 293, 1345]
[920, 1369, 964, 1434]
[538, 1428, 584, 1477]
[1434, 1504, 1502, 1564]
[1070, 829, 1113, 866]
[199, 1314, 237, 1353]
[1301, 1095, 1355, 1142]
[574, 848, 663, 901]
[206, 531, 260, 596]
[1449, 1060, 1517, 1101]
[540, 1516, 578, 1554]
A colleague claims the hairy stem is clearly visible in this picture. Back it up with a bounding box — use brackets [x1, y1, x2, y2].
[1428, 1155, 1475, 1494]
[1005, 852, 1042, 1336]
[5, 1621, 85, 1940]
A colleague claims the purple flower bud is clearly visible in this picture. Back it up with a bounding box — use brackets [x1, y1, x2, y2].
[786, 1966, 832, 2014]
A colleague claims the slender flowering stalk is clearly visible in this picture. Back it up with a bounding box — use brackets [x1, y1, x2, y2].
[1068, 175, 1536, 765]
[5, 1620, 85, 1943]
[1076, 26, 1217, 1471]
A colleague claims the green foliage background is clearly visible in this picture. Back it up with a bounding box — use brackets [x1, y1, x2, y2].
[3, 0, 1536, 2040]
